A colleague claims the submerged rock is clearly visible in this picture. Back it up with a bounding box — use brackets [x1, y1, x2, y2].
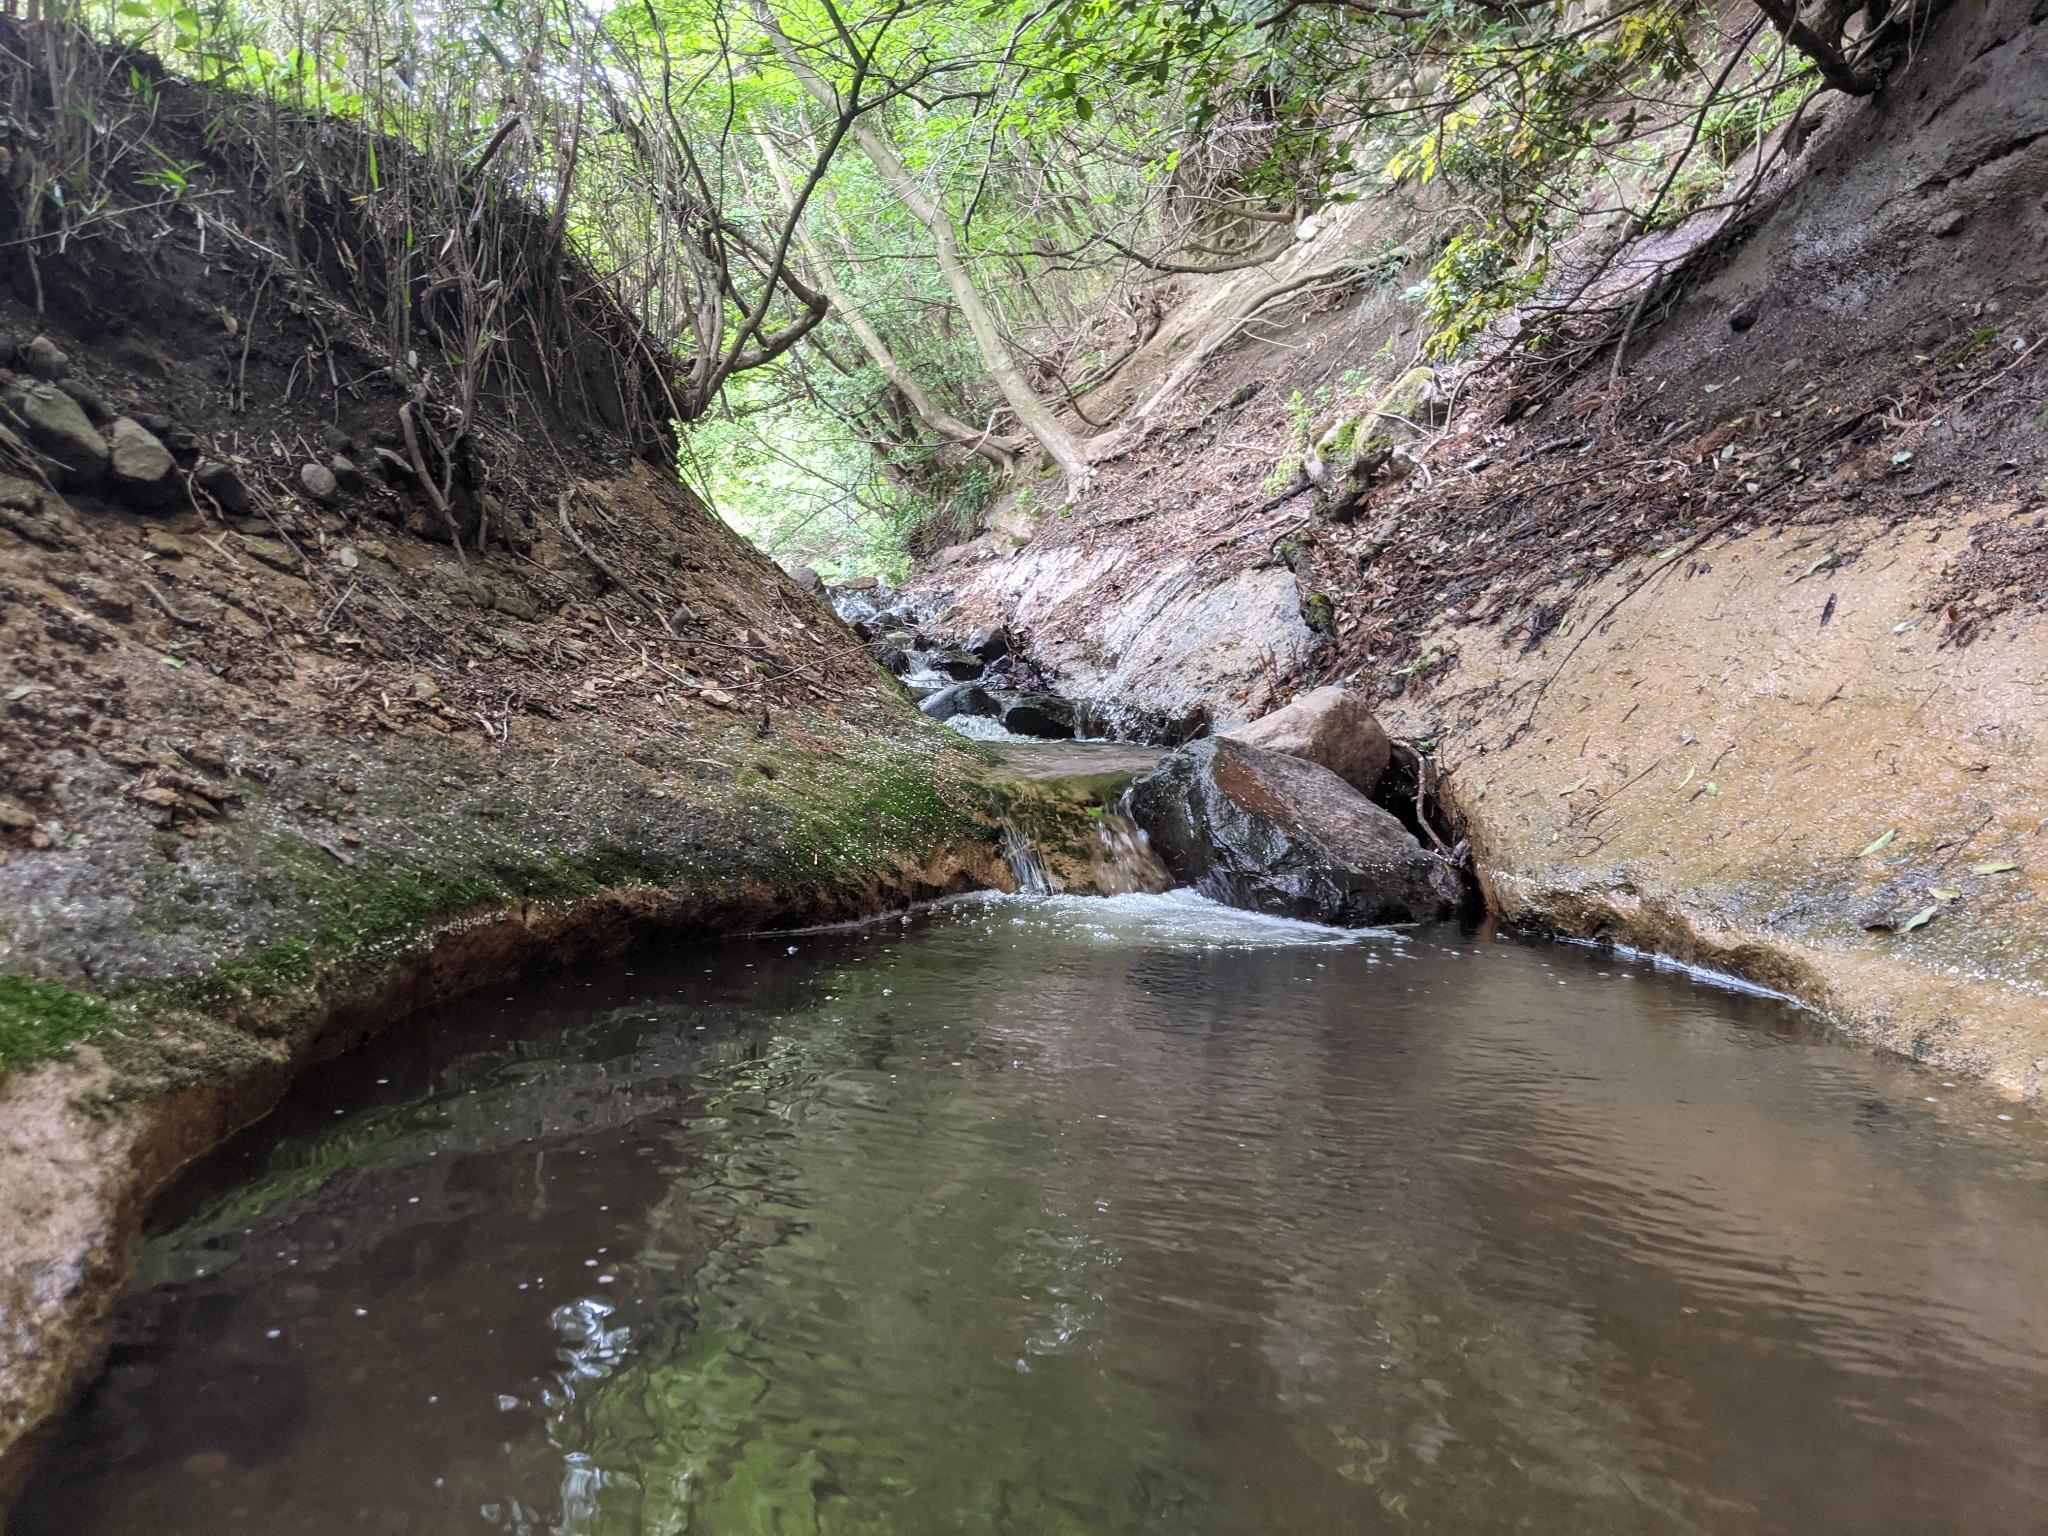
[1127, 737, 1458, 925]
[1222, 685, 1389, 795]
[1001, 694, 1076, 740]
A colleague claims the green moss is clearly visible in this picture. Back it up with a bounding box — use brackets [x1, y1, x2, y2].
[0, 975, 116, 1076]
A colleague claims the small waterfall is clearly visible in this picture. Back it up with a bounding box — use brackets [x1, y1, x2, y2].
[1001, 819, 1055, 895]
[1089, 812, 1172, 895]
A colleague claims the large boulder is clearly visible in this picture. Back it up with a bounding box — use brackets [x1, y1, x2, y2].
[1126, 737, 1458, 926]
[920, 682, 998, 722]
[1000, 694, 1076, 740]
[1222, 685, 1390, 795]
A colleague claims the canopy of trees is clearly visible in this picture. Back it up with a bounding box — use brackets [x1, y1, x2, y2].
[32, 0, 1939, 573]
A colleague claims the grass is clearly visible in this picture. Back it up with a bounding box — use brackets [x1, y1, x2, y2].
[0, 975, 117, 1079]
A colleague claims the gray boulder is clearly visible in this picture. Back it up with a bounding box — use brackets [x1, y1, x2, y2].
[1126, 736, 1458, 925]
[1001, 694, 1076, 740]
[932, 649, 986, 681]
[2, 383, 107, 486]
[920, 682, 998, 722]
[1223, 684, 1390, 795]
[23, 335, 68, 381]
[967, 624, 1010, 663]
[106, 417, 178, 507]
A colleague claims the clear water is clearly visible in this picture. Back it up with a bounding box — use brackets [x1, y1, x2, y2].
[14, 894, 2048, 1536]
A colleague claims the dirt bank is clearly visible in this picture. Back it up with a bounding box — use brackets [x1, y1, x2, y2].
[1386, 510, 2048, 1092]
[0, 31, 1143, 1499]
[906, 0, 2048, 1082]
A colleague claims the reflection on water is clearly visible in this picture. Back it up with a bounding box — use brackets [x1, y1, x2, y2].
[15, 894, 2048, 1536]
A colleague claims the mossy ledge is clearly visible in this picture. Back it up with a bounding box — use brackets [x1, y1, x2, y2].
[0, 710, 1112, 1503]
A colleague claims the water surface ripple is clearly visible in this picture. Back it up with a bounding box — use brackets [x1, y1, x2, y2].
[16, 893, 2048, 1535]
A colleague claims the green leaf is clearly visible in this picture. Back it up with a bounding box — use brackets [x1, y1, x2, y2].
[1703, 781, 1720, 796]
[1558, 777, 1586, 795]
[1855, 828, 1895, 858]
[1928, 888, 1961, 902]
[1676, 766, 1695, 789]
[160, 654, 186, 668]
[1898, 905, 1937, 933]
[1971, 860, 2018, 875]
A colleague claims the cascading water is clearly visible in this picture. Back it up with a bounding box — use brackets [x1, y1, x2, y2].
[1000, 809, 1170, 898]
[999, 819, 1054, 896]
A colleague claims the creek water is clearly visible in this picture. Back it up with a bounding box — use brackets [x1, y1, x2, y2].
[14, 893, 2047, 1535]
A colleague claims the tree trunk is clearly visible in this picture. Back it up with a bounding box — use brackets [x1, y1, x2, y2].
[758, 133, 1023, 474]
[753, 3, 1094, 492]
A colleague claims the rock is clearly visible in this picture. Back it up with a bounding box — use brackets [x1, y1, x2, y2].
[23, 335, 68, 381]
[105, 417, 178, 507]
[1126, 737, 1458, 926]
[786, 564, 824, 594]
[3, 383, 107, 486]
[1930, 208, 1966, 238]
[834, 576, 880, 592]
[193, 460, 251, 515]
[1728, 297, 1762, 333]
[967, 624, 1010, 662]
[920, 682, 997, 722]
[372, 446, 416, 483]
[299, 462, 339, 503]
[932, 649, 986, 681]
[57, 379, 112, 424]
[1001, 694, 1076, 739]
[1222, 685, 1390, 795]
[330, 455, 367, 493]
[875, 643, 912, 676]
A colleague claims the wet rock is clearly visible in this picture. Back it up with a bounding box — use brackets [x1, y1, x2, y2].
[1127, 737, 1458, 926]
[106, 418, 178, 507]
[299, 462, 339, 503]
[23, 335, 69, 381]
[920, 682, 998, 722]
[3, 383, 108, 486]
[1222, 685, 1390, 796]
[193, 460, 251, 515]
[933, 649, 986, 681]
[875, 642, 913, 676]
[967, 624, 1010, 663]
[1001, 695, 1076, 740]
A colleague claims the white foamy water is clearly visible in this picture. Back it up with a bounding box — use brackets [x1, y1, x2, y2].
[943, 713, 1041, 744]
[951, 888, 1396, 949]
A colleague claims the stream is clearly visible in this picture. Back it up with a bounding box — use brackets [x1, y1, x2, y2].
[13, 894, 2048, 1535]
